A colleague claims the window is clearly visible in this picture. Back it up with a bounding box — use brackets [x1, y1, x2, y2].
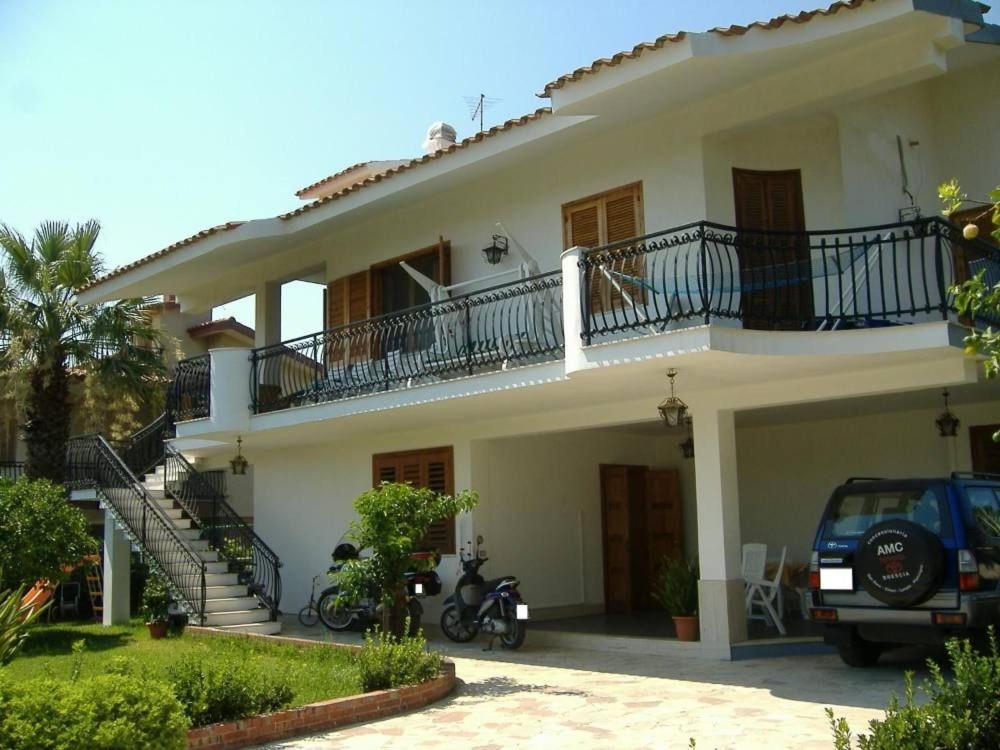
[372, 446, 456, 554]
[824, 487, 952, 538]
[966, 487, 1000, 538]
[562, 183, 644, 312]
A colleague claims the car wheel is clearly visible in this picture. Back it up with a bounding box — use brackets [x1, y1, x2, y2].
[837, 638, 883, 668]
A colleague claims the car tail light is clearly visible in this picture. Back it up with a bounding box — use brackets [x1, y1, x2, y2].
[932, 612, 967, 626]
[958, 549, 980, 591]
[810, 607, 837, 622]
[809, 551, 820, 591]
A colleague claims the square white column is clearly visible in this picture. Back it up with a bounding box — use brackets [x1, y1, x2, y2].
[693, 407, 747, 652]
[102, 516, 131, 626]
[254, 281, 282, 348]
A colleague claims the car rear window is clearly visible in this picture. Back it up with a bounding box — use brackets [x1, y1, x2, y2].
[824, 486, 952, 538]
[964, 486, 1000, 538]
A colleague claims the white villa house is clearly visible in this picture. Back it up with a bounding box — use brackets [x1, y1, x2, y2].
[77, 0, 1000, 656]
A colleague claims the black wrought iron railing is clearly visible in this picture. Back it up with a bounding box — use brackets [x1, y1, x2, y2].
[66, 434, 207, 620]
[117, 412, 170, 478]
[579, 217, 998, 343]
[168, 354, 210, 421]
[162, 447, 281, 618]
[250, 271, 564, 413]
[0, 462, 25, 481]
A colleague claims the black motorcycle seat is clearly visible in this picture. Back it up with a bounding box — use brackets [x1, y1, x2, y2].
[483, 576, 517, 591]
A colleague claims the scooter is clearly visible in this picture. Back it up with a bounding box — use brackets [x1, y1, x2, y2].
[317, 541, 441, 636]
[439, 536, 528, 650]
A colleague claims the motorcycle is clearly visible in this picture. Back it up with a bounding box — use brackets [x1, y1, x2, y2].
[317, 541, 441, 636]
[440, 536, 528, 650]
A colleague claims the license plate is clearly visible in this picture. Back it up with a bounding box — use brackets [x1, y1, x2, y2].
[414, 583, 423, 595]
[516, 604, 529, 620]
[820, 567, 854, 591]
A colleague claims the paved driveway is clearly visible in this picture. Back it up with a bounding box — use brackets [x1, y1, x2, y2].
[261, 621, 925, 750]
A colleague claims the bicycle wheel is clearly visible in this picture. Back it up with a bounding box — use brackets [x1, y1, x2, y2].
[298, 603, 319, 627]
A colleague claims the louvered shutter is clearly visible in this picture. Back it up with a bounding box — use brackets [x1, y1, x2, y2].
[603, 188, 644, 308]
[372, 447, 456, 554]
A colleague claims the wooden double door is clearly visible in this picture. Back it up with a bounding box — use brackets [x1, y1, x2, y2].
[600, 465, 682, 614]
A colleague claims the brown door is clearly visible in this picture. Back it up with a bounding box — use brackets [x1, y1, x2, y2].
[970, 425, 1000, 474]
[733, 168, 811, 330]
[601, 465, 683, 613]
[600, 465, 633, 614]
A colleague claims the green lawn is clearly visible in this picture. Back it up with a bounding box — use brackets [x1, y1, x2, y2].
[7, 621, 362, 708]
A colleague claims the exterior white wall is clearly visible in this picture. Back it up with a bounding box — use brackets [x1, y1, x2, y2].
[737, 398, 1000, 567]
[473, 429, 696, 613]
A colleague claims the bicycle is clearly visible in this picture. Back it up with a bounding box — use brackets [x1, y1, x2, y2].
[298, 575, 322, 627]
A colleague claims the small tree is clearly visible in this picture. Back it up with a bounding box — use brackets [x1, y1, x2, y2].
[336, 482, 478, 636]
[940, 181, 1000, 438]
[0, 478, 97, 591]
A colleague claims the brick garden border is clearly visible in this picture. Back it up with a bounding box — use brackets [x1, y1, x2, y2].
[184, 627, 456, 750]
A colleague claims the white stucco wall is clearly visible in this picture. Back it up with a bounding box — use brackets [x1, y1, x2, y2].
[737, 398, 1000, 568]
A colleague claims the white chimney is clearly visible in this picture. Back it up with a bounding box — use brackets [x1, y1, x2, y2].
[422, 122, 457, 154]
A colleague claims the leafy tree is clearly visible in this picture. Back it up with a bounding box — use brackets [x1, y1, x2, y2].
[336, 482, 478, 635]
[0, 478, 97, 591]
[0, 220, 165, 482]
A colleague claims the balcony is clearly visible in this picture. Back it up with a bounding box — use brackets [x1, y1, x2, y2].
[166, 217, 996, 429]
[578, 217, 996, 344]
[250, 271, 564, 414]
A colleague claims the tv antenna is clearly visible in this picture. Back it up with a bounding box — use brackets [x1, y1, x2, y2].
[463, 93, 502, 134]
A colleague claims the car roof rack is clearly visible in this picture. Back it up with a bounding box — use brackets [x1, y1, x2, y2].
[951, 471, 1000, 481]
[845, 476, 885, 483]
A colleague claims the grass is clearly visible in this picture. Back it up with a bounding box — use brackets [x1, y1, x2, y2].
[5, 621, 363, 708]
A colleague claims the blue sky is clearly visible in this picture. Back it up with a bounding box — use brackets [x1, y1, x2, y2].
[3, 1, 996, 338]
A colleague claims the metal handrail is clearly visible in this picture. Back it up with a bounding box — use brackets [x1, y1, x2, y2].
[250, 270, 564, 413]
[578, 216, 996, 342]
[162, 446, 281, 618]
[168, 354, 210, 421]
[66, 433, 207, 620]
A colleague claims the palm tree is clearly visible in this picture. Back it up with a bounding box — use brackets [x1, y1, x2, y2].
[0, 220, 165, 483]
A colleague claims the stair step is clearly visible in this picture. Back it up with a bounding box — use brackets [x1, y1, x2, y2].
[204, 596, 261, 613]
[199, 551, 219, 563]
[213, 620, 282, 636]
[205, 584, 252, 598]
[189, 540, 211, 551]
[205, 608, 271, 627]
[171, 572, 239, 587]
[156, 498, 175, 510]
[203, 561, 230, 574]
[145, 487, 165, 499]
[177, 528, 204, 541]
[163, 508, 185, 520]
[171, 518, 193, 530]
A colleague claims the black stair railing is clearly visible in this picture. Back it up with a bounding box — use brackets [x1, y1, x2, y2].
[66, 434, 207, 621]
[117, 412, 170, 477]
[162, 446, 281, 619]
[168, 353, 211, 421]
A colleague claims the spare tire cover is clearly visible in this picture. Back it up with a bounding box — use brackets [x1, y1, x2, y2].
[856, 520, 943, 607]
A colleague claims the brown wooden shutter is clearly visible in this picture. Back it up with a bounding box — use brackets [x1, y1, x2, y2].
[372, 446, 456, 554]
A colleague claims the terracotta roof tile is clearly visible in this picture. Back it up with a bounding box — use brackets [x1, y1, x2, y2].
[294, 161, 372, 198]
[278, 108, 551, 220]
[80, 222, 244, 293]
[538, 0, 872, 97]
[186, 317, 255, 341]
[83, 108, 551, 295]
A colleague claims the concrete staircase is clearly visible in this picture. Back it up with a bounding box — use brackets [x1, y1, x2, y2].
[142, 465, 281, 635]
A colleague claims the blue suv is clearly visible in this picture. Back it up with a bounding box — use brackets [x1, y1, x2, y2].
[808, 473, 1000, 667]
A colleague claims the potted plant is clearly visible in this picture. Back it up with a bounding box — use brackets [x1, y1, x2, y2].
[141, 573, 171, 639]
[651, 556, 700, 642]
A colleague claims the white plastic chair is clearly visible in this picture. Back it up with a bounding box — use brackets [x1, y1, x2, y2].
[745, 545, 787, 635]
[741, 543, 768, 585]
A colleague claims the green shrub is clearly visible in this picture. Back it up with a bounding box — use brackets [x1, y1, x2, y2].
[165, 653, 293, 726]
[140, 573, 170, 623]
[0, 478, 97, 591]
[356, 626, 442, 692]
[829, 633, 1000, 749]
[0, 673, 188, 750]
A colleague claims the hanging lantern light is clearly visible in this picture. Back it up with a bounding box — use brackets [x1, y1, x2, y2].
[935, 389, 960, 438]
[680, 416, 695, 459]
[481, 234, 509, 265]
[658, 369, 688, 428]
[230, 436, 249, 475]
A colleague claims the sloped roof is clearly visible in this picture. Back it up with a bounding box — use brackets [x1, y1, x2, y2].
[186, 316, 255, 341]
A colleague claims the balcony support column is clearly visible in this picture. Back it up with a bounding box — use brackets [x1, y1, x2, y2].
[255, 282, 282, 349]
[560, 245, 588, 374]
[692, 405, 747, 657]
[209, 347, 252, 434]
[102, 516, 130, 626]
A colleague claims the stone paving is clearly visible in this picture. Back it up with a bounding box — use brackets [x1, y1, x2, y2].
[258, 618, 928, 750]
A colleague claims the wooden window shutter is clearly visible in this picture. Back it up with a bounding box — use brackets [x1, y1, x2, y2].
[326, 277, 347, 329]
[372, 446, 456, 554]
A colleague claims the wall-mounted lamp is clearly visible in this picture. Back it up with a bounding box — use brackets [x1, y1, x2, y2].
[482, 234, 509, 265]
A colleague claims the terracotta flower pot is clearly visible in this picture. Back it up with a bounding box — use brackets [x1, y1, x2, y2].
[672, 615, 700, 642]
[147, 620, 169, 639]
